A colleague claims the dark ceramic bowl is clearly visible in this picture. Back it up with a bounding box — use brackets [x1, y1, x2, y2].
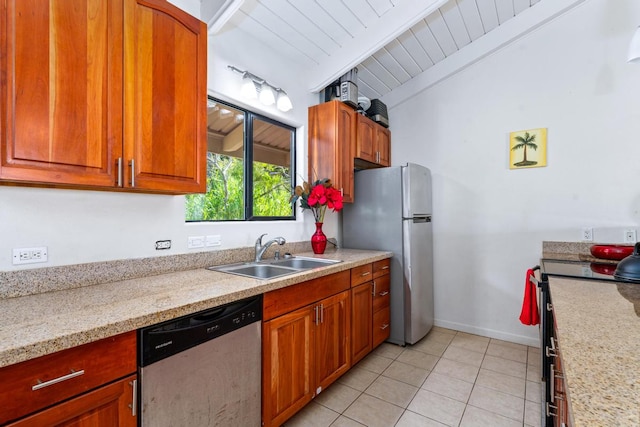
[590, 244, 634, 260]
[614, 243, 640, 282]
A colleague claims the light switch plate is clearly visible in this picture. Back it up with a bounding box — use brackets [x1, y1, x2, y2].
[187, 236, 205, 248]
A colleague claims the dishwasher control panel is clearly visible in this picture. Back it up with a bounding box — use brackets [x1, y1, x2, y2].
[139, 295, 262, 366]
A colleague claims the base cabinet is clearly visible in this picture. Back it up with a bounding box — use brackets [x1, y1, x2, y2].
[0, 331, 137, 426]
[351, 281, 373, 364]
[6, 375, 137, 427]
[262, 271, 351, 427]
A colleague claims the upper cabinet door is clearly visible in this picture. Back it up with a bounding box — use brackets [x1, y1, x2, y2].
[123, 0, 207, 193]
[0, 0, 123, 187]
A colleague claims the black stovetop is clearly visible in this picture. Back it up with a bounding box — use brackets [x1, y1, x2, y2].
[541, 259, 628, 283]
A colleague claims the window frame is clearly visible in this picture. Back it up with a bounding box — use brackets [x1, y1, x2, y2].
[185, 97, 297, 222]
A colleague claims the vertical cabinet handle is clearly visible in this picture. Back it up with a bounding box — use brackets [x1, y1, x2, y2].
[129, 159, 135, 187]
[117, 158, 123, 187]
[314, 306, 319, 325]
[372, 281, 376, 296]
[129, 379, 137, 416]
[550, 364, 555, 403]
[320, 304, 324, 324]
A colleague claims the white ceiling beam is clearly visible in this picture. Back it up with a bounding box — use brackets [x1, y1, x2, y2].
[382, 0, 588, 109]
[307, 0, 449, 93]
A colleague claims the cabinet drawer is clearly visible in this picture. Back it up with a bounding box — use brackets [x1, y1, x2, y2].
[263, 271, 350, 321]
[373, 307, 390, 348]
[372, 259, 390, 278]
[0, 331, 136, 425]
[351, 264, 373, 286]
[372, 275, 390, 313]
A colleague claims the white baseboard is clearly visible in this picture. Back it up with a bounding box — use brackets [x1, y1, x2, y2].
[434, 319, 540, 348]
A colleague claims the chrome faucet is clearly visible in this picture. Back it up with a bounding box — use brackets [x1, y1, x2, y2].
[255, 233, 286, 262]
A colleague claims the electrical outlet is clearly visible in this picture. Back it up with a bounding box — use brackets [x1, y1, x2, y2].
[187, 236, 205, 249]
[13, 246, 48, 265]
[155, 240, 171, 250]
[582, 227, 593, 241]
[625, 230, 637, 243]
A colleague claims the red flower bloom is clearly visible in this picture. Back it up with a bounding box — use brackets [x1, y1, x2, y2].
[291, 177, 344, 222]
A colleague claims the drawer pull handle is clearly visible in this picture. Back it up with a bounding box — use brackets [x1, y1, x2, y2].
[379, 291, 389, 296]
[32, 369, 85, 391]
[361, 271, 371, 277]
[381, 265, 389, 270]
[381, 323, 389, 330]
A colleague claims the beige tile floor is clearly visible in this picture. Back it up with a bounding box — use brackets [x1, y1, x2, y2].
[284, 327, 542, 427]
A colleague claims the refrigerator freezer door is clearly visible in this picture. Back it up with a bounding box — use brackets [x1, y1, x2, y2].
[402, 215, 434, 344]
[402, 163, 432, 218]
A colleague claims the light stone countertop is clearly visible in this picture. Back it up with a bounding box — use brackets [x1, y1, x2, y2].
[549, 277, 640, 426]
[0, 248, 391, 368]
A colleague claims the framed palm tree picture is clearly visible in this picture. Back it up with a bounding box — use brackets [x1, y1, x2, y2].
[509, 128, 547, 169]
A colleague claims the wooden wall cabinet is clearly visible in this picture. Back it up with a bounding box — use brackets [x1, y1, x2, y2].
[262, 271, 351, 427]
[0, 0, 207, 194]
[356, 114, 391, 167]
[0, 331, 137, 426]
[309, 101, 391, 203]
[308, 100, 356, 203]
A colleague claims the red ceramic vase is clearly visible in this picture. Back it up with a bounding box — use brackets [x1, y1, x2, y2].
[311, 222, 327, 254]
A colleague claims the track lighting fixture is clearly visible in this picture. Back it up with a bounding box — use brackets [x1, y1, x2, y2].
[228, 65, 292, 112]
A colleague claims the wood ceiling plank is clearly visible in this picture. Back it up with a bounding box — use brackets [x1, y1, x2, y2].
[358, 63, 393, 95]
[384, 38, 423, 77]
[396, 29, 435, 71]
[411, 19, 446, 64]
[373, 46, 412, 84]
[366, 0, 395, 17]
[456, 0, 486, 40]
[264, 0, 340, 53]
[513, 0, 531, 15]
[476, 0, 500, 32]
[495, 0, 515, 24]
[439, 1, 472, 50]
[289, 1, 351, 47]
[342, 0, 380, 28]
[227, 10, 318, 67]
[246, 3, 327, 60]
[425, 11, 458, 56]
[306, 0, 449, 92]
[361, 56, 401, 89]
[357, 80, 381, 100]
[319, 0, 366, 39]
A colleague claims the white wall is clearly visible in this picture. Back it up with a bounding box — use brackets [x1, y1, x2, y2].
[0, 3, 330, 272]
[388, 0, 640, 345]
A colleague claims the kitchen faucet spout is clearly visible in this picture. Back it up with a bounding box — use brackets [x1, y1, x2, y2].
[255, 234, 286, 262]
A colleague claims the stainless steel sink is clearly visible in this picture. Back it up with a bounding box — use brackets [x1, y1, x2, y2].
[271, 257, 341, 269]
[208, 256, 341, 279]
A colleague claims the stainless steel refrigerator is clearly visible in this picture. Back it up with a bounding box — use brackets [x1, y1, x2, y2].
[342, 163, 434, 346]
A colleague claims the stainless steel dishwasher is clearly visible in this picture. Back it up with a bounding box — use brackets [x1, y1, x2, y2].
[138, 295, 262, 426]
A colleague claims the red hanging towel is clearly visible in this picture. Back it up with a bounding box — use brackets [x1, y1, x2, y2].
[519, 268, 540, 325]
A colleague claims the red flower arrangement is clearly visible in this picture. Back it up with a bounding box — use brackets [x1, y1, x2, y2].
[291, 178, 343, 222]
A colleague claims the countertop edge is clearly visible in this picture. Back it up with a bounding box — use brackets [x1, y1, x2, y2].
[0, 249, 392, 368]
